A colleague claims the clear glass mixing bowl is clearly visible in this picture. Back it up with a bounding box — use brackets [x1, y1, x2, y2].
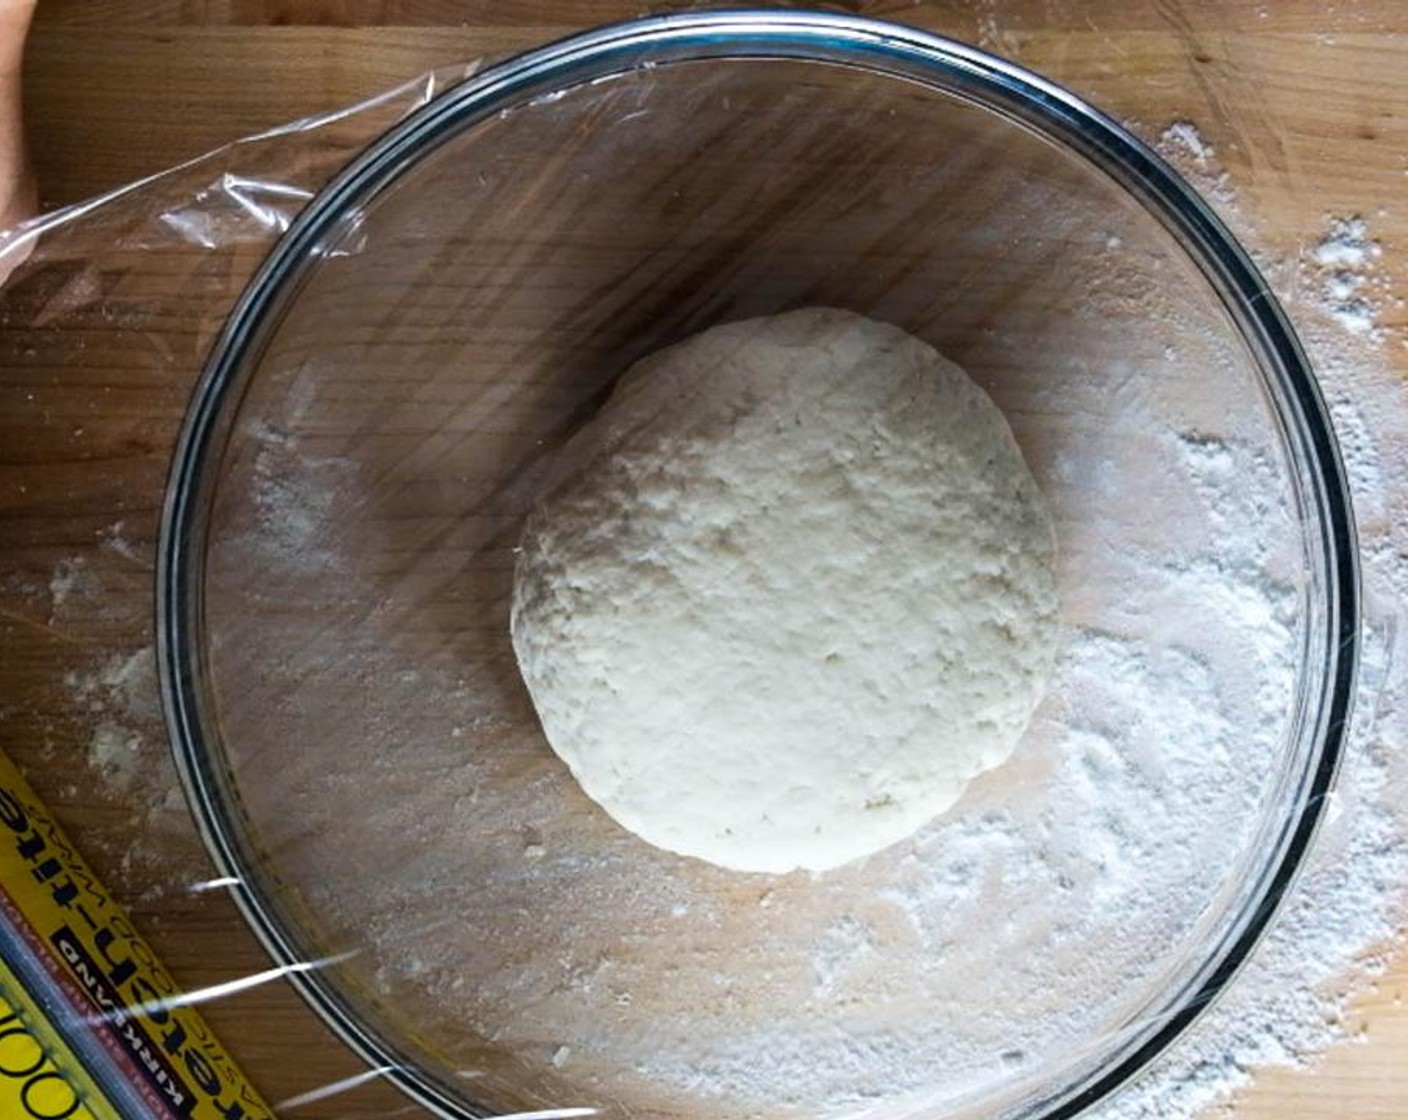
[158, 11, 1358, 1120]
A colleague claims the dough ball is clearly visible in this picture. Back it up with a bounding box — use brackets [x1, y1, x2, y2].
[511, 308, 1057, 874]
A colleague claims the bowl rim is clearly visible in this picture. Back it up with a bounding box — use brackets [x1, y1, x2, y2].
[157, 9, 1361, 1120]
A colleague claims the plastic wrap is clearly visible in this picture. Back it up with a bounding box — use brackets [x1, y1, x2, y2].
[0, 10, 1404, 1120]
[0, 61, 488, 1120]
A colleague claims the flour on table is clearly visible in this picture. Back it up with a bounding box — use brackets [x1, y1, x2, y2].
[1304, 215, 1387, 339]
[1078, 130, 1408, 1120]
[1155, 120, 1237, 213]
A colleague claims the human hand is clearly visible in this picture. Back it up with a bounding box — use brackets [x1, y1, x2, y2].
[0, 0, 36, 281]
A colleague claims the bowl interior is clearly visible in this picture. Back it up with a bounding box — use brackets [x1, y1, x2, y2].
[177, 43, 1329, 1120]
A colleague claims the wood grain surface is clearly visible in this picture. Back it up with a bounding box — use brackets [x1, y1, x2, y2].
[2, 2, 1405, 1118]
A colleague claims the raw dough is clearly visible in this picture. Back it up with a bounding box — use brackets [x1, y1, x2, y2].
[511, 308, 1056, 873]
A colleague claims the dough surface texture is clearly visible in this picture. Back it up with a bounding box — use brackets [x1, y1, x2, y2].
[511, 308, 1056, 873]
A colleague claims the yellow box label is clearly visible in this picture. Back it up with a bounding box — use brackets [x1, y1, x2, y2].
[0, 973, 116, 1120]
[0, 750, 274, 1120]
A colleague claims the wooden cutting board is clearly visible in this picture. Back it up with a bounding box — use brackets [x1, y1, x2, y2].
[3, 2, 1404, 1117]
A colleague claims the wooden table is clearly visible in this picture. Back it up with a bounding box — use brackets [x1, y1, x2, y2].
[4, 2, 1405, 1117]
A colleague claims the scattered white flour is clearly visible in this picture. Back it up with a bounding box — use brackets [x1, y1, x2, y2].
[1086, 419, 1408, 1120]
[1303, 215, 1388, 339]
[65, 647, 156, 794]
[59, 635, 194, 895]
[1310, 216, 1378, 269]
[1160, 120, 1214, 165]
[87, 720, 143, 793]
[1077, 127, 1408, 1120]
[99, 519, 144, 564]
[46, 556, 97, 622]
[1158, 119, 1390, 343]
[1155, 120, 1238, 213]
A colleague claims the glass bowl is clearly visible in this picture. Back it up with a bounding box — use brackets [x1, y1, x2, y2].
[157, 10, 1358, 1120]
